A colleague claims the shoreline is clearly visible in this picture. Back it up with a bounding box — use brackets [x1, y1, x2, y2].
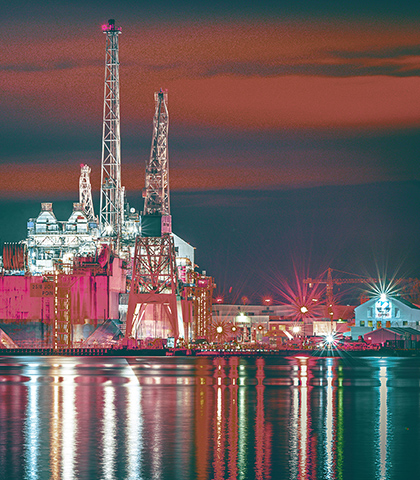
[1, 347, 419, 358]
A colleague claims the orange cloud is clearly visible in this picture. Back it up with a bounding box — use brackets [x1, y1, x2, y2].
[2, 19, 420, 197]
[2, 19, 420, 130]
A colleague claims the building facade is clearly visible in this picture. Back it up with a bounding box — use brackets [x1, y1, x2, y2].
[352, 295, 420, 339]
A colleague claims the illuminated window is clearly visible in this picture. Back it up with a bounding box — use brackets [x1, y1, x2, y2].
[360, 321, 365, 327]
[368, 321, 373, 327]
[403, 321, 408, 326]
[386, 321, 391, 328]
[376, 321, 382, 329]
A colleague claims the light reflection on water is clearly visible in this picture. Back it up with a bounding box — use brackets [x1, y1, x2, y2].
[0, 356, 420, 479]
[24, 380, 39, 480]
[378, 365, 388, 480]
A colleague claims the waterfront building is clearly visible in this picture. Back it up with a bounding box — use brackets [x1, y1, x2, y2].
[364, 326, 420, 348]
[351, 294, 420, 339]
[212, 303, 354, 342]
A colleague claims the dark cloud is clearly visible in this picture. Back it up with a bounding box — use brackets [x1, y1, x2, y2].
[203, 55, 420, 78]
[331, 45, 420, 60]
[0, 59, 103, 73]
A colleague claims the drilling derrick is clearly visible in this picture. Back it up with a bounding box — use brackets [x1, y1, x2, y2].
[99, 19, 123, 249]
[142, 89, 171, 236]
[126, 90, 185, 343]
[79, 164, 95, 221]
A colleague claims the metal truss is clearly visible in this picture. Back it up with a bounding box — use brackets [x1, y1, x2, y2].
[79, 164, 95, 221]
[126, 234, 180, 339]
[143, 90, 170, 217]
[99, 19, 123, 244]
[130, 234, 179, 295]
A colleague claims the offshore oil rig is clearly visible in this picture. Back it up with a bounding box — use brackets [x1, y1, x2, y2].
[0, 20, 215, 350]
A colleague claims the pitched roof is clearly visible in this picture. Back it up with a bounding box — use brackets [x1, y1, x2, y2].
[384, 327, 420, 336]
[356, 295, 420, 311]
[393, 297, 420, 310]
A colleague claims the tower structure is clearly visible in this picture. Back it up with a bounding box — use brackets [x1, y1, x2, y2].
[79, 164, 95, 221]
[141, 89, 171, 237]
[99, 19, 123, 248]
[126, 90, 185, 342]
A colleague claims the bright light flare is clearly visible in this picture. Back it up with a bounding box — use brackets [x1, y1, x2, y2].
[319, 332, 340, 350]
[210, 318, 231, 343]
[276, 265, 326, 322]
[363, 265, 404, 302]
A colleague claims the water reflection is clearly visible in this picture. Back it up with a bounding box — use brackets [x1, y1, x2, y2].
[325, 359, 335, 480]
[51, 376, 60, 479]
[378, 365, 389, 480]
[228, 357, 239, 480]
[25, 380, 39, 479]
[290, 357, 311, 480]
[102, 386, 116, 479]
[62, 366, 77, 480]
[126, 369, 142, 480]
[1, 356, 420, 479]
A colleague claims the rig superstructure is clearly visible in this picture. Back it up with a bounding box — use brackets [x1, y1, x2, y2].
[0, 19, 213, 350]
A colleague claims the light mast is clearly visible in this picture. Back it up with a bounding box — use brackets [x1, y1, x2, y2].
[99, 19, 123, 249]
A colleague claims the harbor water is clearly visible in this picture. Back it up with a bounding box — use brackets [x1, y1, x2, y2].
[0, 355, 419, 479]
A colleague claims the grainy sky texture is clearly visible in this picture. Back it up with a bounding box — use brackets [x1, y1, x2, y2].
[1, 0, 420, 301]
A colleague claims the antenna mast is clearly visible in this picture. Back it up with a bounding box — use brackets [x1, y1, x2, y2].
[99, 19, 123, 247]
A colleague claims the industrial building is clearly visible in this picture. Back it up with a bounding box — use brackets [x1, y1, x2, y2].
[211, 303, 353, 344]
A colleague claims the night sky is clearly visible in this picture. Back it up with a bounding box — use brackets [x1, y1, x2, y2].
[1, 1, 420, 303]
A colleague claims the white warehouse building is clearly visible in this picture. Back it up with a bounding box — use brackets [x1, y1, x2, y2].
[351, 294, 420, 339]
